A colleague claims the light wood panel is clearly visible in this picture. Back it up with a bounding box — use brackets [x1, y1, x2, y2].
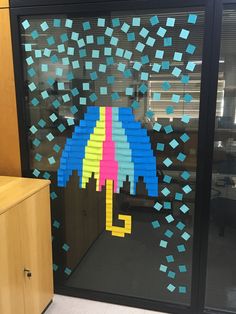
[0, 206, 25, 314]
[0, 0, 9, 8]
[0, 176, 50, 215]
[0, 8, 21, 176]
[19, 186, 53, 314]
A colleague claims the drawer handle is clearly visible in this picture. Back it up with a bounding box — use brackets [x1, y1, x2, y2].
[24, 268, 32, 278]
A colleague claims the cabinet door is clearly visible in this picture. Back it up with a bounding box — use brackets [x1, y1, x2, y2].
[0, 207, 25, 314]
[19, 186, 53, 314]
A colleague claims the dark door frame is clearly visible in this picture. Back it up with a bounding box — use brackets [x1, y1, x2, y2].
[9, 0, 236, 313]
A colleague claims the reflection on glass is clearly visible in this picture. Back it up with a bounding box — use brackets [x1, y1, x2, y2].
[205, 9, 236, 312]
[20, 9, 204, 306]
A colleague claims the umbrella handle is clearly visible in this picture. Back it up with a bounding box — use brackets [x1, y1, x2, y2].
[105, 179, 132, 237]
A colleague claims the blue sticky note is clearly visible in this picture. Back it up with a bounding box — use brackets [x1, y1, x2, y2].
[146, 110, 154, 118]
[186, 43, 196, 54]
[166, 106, 174, 115]
[164, 125, 173, 134]
[154, 202, 162, 211]
[180, 29, 190, 39]
[180, 204, 190, 214]
[86, 35, 94, 44]
[166, 17, 175, 27]
[97, 18, 105, 27]
[33, 138, 40, 147]
[162, 81, 171, 90]
[41, 91, 49, 99]
[92, 50, 100, 58]
[139, 83, 148, 94]
[176, 222, 185, 231]
[22, 19, 30, 30]
[44, 48, 51, 57]
[71, 88, 79, 96]
[62, 57, 69, 66]
[153, 92, 161, 101]
[121, 22, 130, 33]
[58, 44, 65, 53]
[64, 268, 72, 276]
[35, 50, 42, 58]
[181, 75, 190, 84]
[177, 153, 186, 162]
[131, 101, 139, 109]
[117, 63, 126, 72]
[72, 60, 80, 69]
[173, 52, 182, 61]
[175, 193, 183, 201]
[56, 68, 63, 76]
[152, 63, 161, 73]
[162, 61, 170, 70]
[139, 27, 149, 38]
[24, 44, 32, 52]
[116, 47, 124, 57]
[30, 125, 37, 134]
[71, 32, 79, 41]
[78, 38, 85, 48]
[155, 50, 164, 59]
[58, 124, 66, 132]
[184, 94, 193, 102]
[127, 32, 135, 41]
[156, 143, 164, 151]
[150, 15, 159, 26]
[46, 132, 54, 142]
[172, 67, 182, 77]
[62, 94, 70, 102]
[180, 133, 190, 143]
[153, 122, 162, 132]
[112, 18, 120, 27]
[89, 93, 98, 102]
[70, 105, 78, 114]
[160, 240, 168, 248]
[164, 37, 172, 47]
[48, 156, 56, 165]
[104, 47, 112, 56]
[35, 153, 42, 161]
[163, 158, 172, 167]
[28, 68, 36, 78]
[157, 27, 167, 37]
[133, 61, 142, 71]
[62, 243, 70, 252]
[107, 75, 115, 85]
[152, 220, 160, 229]
[186, 61, 196, 71]
[83, 83, 90, 90]
[65, 19, 73, 28]
[111, 92, 120, 101]
[132, 17, 140, 26]
[26, 56, 34, 65]
[41, 64, 48, 72]
[33, 169, 40, 177]
[188, 14, 198, 24]
[40, 21, 49, 31]
[181, 171, 190, 180]
[28, 82, 36, 91]
[57, 82, 64, 90]
[136, 42, 145, 52]
[80, 97, 87, 105]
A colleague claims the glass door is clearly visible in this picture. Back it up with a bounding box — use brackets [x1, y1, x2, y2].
[16, 3, 205, 310]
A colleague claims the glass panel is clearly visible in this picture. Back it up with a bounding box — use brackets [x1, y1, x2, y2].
[205, 8, 236, 312]
[20, 8, 204, 306]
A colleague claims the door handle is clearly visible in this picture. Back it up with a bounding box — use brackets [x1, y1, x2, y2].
[24, 268, 32, 278]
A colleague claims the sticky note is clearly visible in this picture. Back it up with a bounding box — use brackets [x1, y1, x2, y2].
[154, 202, 162, 211]
[132, 17, 140, 26]
[100, 87, 108, 95]
[35, 153, 42, 161]
[83, 21, 91, 31]
[30, 125, 37, 134]
[176, 222, 185, 231]
[125, 87, 133, 96]
[175, 193, 183, 201]
[146, 110, 154, 118]
[183, 185, 192, 194]
[153, 122, 162, 132]
[162, 61, 170, 70]
[33, 138, 40, 147]
[131, 100, 139, 109]
[180, 204, 189, 214]
[62, 94, 70, 102]
[89, 93, 98, 102]
[133, 61, 142, 71]
[124, 50, 132, 60]
[177, 244, 186, 252]
[41, 91, 49, 99]
[117, 63, 126, 72]
[150, 15, 159, 26]
[99, 64, 107, 72]
[172, 67, 182, 77]
[31, 30, 39, 39]
[166, 255, 174, 263]
[156, 143, 164, 151]
[90, 71, 97, 80]
[139, 27, 149, 38]
[160, 264, 167, 272]
[136, 42, 145, 52]
[152, 220, 160, 229]
[180, 29, 190, 39]
[181, 171, 190, 180]
[177, 153, 186, 162]
[22, 19, 30, 30]
[62, 57, 69, 66]
[160, 240, 168, 248]
[164, 37, 172, 47]
[155, 50, 164, 59]
[105, 27, 113, 37]
[121, 22, 130, 33]
[26, 56, 34, 65]
[173, 52, 182, 61]
[48, 156, 56, 165]
[139, 83, 148, 94]
[162, 188, 170, 197]
[181, 232, 191, 241]
[172, 94, 180, 103]
[28, 68, 36, 78]
[111, 92, 120, 100]
[162, 81, 171, 90]
[110, 36, 118, 46]
[186, 61, 196, 71]
[141, 72, 149, 80]
[188, 14, 198, 24]
[186, 43, 196, 54]
[78, 38, 85, 48]
[168, 271, 176, 279]
[38, 119, 46, 127]
[181, 115, 190, 124]
[167, 284, 176, 292]
[166, 17, 175, 27]
[166, 106, 174, 114]
[72, 60, 80, 69]
[179, 286, 187, 294]
[112, 18, 120, 27]
[164, 202, 171, 209]
[57, 82, 64, 90]
[28, 82, 36, 91]
[127, 32, 135, 41]
[157, 27, 167, 37]
[152, 63, 161, 73]
[33, 169, 40, 177]
[64, 268, 71, 275]
[165, 215, 174, 223]
[35, 50, 42, 58]
[169, 139, 179, 149]
[164, 125, 173, 134]
[181, 75, 190, 84]
[116, 47, 124, 57]
[97, 18, 105, 27]
[163, 158, 172, 167]
[40, 21, 49, 31]
[65, 19, 73, 28]
[53, 19, 61, 27]
[44, 48, 51, 57]
[179, 265, 187, 272]
[58, 124, 66, 132]
[107, 75, 115, 85]
[153, 92, 161, 101]
[70, 105, 78, 114]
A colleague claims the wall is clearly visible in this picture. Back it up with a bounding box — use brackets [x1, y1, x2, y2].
[0, 0, 21, 176]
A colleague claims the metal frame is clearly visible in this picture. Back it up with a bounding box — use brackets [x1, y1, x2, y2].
[9, 0, 236, 313]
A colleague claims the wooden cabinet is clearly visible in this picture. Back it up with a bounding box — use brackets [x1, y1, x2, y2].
[0, 176, 53, 314]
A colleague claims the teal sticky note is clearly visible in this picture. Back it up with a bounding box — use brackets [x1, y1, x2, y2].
[104, 47, 112, 56]
[164, 202, 171, 209]
[133, 61, 142, 71]
[180, 29, 190, 39]
[51, 55, 58, 63]
[117, 62, 126, 72]
[181, 75, 190, 84]
[156, 143, 164, 151]
[155, 50, 164, 59]
[107, 75, 115, 85]
[167, 284, 176, 293]
[35, 50, 42, 58]
[33, 169, 40, 177]
[183, 185, 192, 194]
[116, 47, 124, 57]
[136, 42, 145, 52]
[72, 61, 80, 69]
[124, 50, 132, 60]
[162, 81, 171, 90]
[65, 19, 73, 28]
[181, 115, 190, 124]
[24, 44, 32, 52]
[165, 230, 174, 239]
[97, 18, 105, 27]
[153, 92, 161, 101]
[82, 83, 89, 91]
[85, 61, 92, 70]
[146, 36, 155, 47]
[62, 57, 69, 66]
[165, 215, 174, 223]
[80, 97, 87, 105]
[166, 17, 175, 27]
[22, 19, 30, 30]
[40, 21, 49, 31]
[105, 27, 113, 37]
[177, 244, 186, 253]
[89, 93, 98, 102]
[139, 83, 148, 94]
[127, 32, 135, 41]
[57, 44, 65, 53]
[166, 255, 174, 263]
[41, 91, 49, 99]
[180, 204, 189, 214]
[166, 106, 174, 115]
[141, 72, 149, 81]
[46, 132, 54, 141]
[184, 94, 193, 102]
[53, 220, 60, 229]
[181, 171, 190, 180]
[164, 37, 172, 47]
[173, 52, 182, 61]
[153, 122, 162, 132]
[111, 92, 120, 101]
[71, 32, 79, 41]
[186, 43, 196, 54]
[131, 101, 139, 109]
[162, 61, 170, 70]
[176, 222, 185, 231]
[78, 38, 85, 48]
[152, 220, 160, 229]
[139, 27, 149, 38]
[56, 68, 63, 76]
[62, 243, 70, 252]
[86, 35, 94, 44]
[31, 30, 39, 39]
[168, 271, 176, 279]
[41, 64, 48, 72]
[64, 267, 72, 276]
[100, 87, 108, 95]
[62, 94, 70, 102]
[112, 17, 120, 27]
[99, 64, 107, 73]
[163, 175, 172, 184]
[125, 87, 133, 96]
[92, 49, 100, 58]
[47, 36, 55, 46]
[164, 125, 173, 134]
[172, 94, 180, 103]
[57, 82, 64, 90]
[154, 202, 162, 211]
[43, 48, 51, 57]
[43, 172, 51, 180]
[150, 15, 159, 26]
[172, 67, 182, 77]
[157, 27, 166, 37]
[152, 63, 161, 73]
[169, 139, 179, 149]
[67, 118, 74, 126]
[177, 153, 186, 162]
[30, 125, 37, 134]
[33, 138, 41, 147]
[160, 264, 167, 273]
[38, 119, 46, 127]
[83, 21, 91, 31]
[71, 88, 79, 96]
[110, 36, 118, 46]
[186, 61, 196, 71]
[146, 110, 154, 118]
[181, 232, 191, 241]
[28, 82, 36, 92]
[35, 153, 42, 161]
[53, 19, 61, 27]
[60, 33, 68, 43]
[121, 22, 130, 33]
[132, 17, 140, 26]
[50, 113, 58, 122]
[179, 286, 187, 294]
[160, 240, 168, 248]
[70, 105, 78, 114]
[26, 56, 34, 65]
[175, 193, 183, 201]
[48, 156, 56, 165]
[163, 158, 172, 167]
[162, 188, 170, 197]
[106, 56, 114, 66]
[179, 265, 187, 272]
[188, 14, 198, 24]
[28, 68, 36, 78]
